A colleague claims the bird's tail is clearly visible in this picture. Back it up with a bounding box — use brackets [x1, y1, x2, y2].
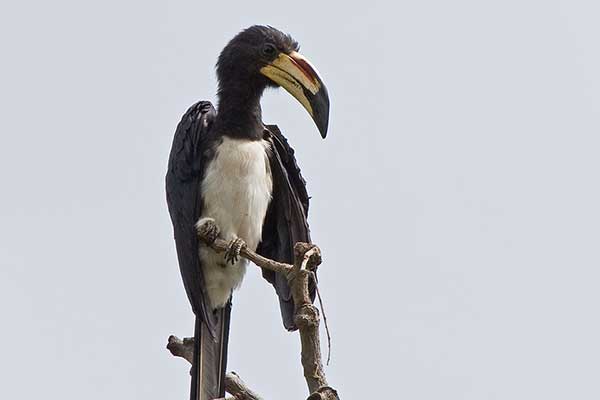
[190, 302, 231, 400]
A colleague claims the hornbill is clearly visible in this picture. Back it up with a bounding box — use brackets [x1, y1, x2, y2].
[166, 26, 329, 400]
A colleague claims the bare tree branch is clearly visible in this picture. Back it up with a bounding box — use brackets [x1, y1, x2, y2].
[167, 220, 340, 400]
[220, 372, 263, 400]
[167, 335, 194, 364]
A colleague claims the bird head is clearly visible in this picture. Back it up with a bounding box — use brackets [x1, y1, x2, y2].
[216, 25, 329, 138]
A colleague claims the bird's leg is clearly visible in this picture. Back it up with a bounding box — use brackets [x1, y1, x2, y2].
[224, 237, 246, 265]
[195, 217, 220, 244]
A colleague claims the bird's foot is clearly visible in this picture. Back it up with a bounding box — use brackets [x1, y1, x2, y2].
[224, 237, 246, 265]
[195, 217, 220, 244]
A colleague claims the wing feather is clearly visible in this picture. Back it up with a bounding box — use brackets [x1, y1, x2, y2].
[258, 125, 317, 331]
[166, 101, 219, 336]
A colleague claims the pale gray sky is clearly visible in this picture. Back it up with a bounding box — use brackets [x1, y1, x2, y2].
[1, 1, 600, 399]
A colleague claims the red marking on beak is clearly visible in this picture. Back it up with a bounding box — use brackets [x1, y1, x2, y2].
[289, 53, 319, 85]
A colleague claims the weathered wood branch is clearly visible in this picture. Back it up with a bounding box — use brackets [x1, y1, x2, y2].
[167, 221, 339, 400]
[167, 335, 194, 364]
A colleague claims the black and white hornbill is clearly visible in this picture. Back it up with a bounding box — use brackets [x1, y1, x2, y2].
[166, 26, 329, 400]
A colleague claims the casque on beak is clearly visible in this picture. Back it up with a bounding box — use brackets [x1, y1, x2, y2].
[260, 51, 329, 138]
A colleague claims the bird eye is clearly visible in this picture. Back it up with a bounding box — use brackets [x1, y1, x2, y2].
[262, 43, 277, 57]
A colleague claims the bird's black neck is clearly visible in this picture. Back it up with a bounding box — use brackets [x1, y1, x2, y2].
[214, 85, 265, 140]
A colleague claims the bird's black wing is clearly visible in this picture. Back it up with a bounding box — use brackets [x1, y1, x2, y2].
[166, 100, 219, 335]
[258, 125, 316, 331]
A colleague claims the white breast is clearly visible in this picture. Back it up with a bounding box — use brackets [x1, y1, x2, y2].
[198, 137, 273, 308]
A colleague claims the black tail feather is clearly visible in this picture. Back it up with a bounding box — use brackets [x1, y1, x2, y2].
[190, 302, 231, 400]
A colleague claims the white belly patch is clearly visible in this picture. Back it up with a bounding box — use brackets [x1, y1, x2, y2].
[198, 137, 273, 308]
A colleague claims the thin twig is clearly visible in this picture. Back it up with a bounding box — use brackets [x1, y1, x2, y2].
[311, 271, 332, 366]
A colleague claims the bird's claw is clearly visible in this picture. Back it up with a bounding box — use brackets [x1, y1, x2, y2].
[224, 237, 246, 265]
[195, 218, 220, 244]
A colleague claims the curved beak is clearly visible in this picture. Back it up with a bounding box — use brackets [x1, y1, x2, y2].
[260, 51, 329, 138]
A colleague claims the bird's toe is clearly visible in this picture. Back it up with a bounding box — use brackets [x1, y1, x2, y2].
[224, 237, 246, 265]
